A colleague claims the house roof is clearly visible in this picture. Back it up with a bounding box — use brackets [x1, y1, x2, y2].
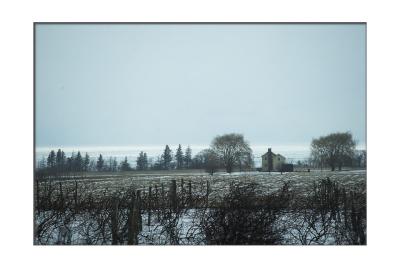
[276, 154, 285, 159]
[261, 151, 286, 159]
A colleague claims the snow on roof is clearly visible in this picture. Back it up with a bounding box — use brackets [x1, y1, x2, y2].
[261, 151, 286, 159]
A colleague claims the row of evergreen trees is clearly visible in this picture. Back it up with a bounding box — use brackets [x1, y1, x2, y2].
[38, 150, 137, 173]
[37, 145, 194, 173]
[40, 149, 91, 173]
[151, 144, 192, 170]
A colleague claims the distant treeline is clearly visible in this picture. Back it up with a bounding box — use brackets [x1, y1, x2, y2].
[36, 132, 366, 177]
[36, 144, 234, 176]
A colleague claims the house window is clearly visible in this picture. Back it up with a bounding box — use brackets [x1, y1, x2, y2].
[278, 157, 280, 161]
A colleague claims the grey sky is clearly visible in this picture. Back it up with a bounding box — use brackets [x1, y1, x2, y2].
[35, 24, 366, 148]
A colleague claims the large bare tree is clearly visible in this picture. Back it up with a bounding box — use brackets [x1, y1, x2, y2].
[211, 133, 252, 173]
[311, 132, 356, 171]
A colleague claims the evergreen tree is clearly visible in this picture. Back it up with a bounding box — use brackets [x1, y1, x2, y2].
[136, 152, 143, 170]
[107, 157, 115, 172]
[61, 151, 66, 170]
[175, 144, 184, 169]
[89, 159, 96, 171]
[70, 152, 76, 171]
[75, 151, 83, 172]
[96, 154, 104, 171]
[162, 145, 173, 170]
[66, 157, 73, 172]
[55, 149, 66, 172]
[136, 151, 149, 171]
[152, 156, 163, 170]
[143, 152, 148, 170]
[120, 157, 131, 171]
[184, 146, 192, 169]
[56, 149, 62, 167]
[83, 153, 90, 171]
[47, 150, 56, 169]
[112, 157, 118, 172]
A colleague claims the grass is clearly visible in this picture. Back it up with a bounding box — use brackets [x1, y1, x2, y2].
[37, 169, 366, 203]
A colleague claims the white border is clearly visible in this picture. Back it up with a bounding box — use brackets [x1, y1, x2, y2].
[1, 0, 400, 267]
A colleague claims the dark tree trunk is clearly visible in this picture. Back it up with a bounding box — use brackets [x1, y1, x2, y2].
[226, 161, 234, 173]
[226, 165, 232, 173]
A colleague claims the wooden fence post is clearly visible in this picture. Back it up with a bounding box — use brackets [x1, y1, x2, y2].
[48, 180, 52, 209]
[35, 179, 39, 210]
[155, 185, 160, 221]
[188, 181, 192, 207]
[206, 180, 211, 207]
[111, 198, 119, 245]
[128, 192, 140, 245]
[170, 180, 177, 211]
[161, 183, 165, 213]
[137, 190, 142, 232]
[181, 178, 184, 189]
[74, 180, 78, 208]
[59, 182, 63, 209]
[180, 178, 185, 208]
[148, 186, 152, 226]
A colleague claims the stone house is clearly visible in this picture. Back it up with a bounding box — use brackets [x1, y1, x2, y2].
[261, 148, 286, 171]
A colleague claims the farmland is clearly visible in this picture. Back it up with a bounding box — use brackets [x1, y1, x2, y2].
[34, 170, 366, 245]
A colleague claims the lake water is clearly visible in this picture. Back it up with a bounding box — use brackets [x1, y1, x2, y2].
[35, 144, 316, 168]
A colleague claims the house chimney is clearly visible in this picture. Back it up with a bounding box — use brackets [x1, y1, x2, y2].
[268, 148, 271, 153]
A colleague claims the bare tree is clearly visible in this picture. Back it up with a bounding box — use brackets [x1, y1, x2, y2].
[202, 149, 219, 175]
[211, 133, 252, 173]
[311, 132, 356, 171]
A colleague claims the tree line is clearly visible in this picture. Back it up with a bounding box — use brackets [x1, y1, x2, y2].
[37, 133, 254, 176]
[36, 131, 365, 176]
[147, 144, 193, 171]
[36, 145, 194, 175]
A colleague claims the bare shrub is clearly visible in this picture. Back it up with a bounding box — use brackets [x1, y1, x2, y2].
[283, 178, 366, 245]
[199, 182, 288, 245]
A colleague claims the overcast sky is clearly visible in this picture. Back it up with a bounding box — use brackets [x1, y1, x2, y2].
[35, 24, 366, 148]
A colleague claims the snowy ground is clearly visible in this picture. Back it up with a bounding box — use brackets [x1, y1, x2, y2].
[42, 169, 365, 198]
[35, 170, 366, 245]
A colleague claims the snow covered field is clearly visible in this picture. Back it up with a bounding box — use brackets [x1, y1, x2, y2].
[34, 170, 366, 245]
[39, 170, 365, 202]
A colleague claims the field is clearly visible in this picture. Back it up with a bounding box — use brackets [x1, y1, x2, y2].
[34, 170, 366, 245]
[37, 169, 365, 198]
